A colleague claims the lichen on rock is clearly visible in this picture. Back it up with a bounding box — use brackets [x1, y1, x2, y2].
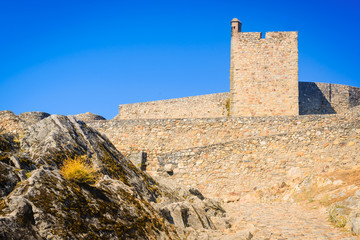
[0, 114, 228, 239]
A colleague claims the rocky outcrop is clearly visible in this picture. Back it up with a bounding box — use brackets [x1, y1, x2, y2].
[18, 112, 50, 125]
[0, 114, 228, 239]
[74, 112, 106, 121]
[0, 111, 24, 135]
[0, 111, 50, 136]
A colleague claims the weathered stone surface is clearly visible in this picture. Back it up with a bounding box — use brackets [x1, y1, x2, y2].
[0, 162, 21, 197]
[230, 24, 299, 117]
[0, 110, 24, 135]
[85, 106, 360, 202]
[287, 167, 304, 180]
[18, 111, 50, 125]
[74, 112, 106, 121]
[116, 93, 230, 120]
[115, 82, 360, 120]
[351, 214, 360, 235]
[127, 151, 147, 171]
[86, 108, 360, 172]
[0, 114, 227, 239]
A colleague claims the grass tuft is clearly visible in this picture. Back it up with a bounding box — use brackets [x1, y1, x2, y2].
[225, 98, 231, 116]
[60, 156, 96, 184]
[25, 172, 32, 178]
[329, 204, 348, 228]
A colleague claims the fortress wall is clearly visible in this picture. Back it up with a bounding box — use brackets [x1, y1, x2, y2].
[155, 117, 360, 199]
[86, 112, 357, 173]
[230, 31, 299, 117]
[114, 82, 360, 120]
[115, 93, 229, 120]
[299, 82, 360, 114]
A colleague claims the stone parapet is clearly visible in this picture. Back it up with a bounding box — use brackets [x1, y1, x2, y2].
[115, 93, 229, 120]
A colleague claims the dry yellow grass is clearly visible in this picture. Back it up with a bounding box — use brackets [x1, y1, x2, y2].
[60, 156, 96, 184]
[329, 205, 348, 228]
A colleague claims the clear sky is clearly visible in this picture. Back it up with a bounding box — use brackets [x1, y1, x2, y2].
[0, 0, 359, 119]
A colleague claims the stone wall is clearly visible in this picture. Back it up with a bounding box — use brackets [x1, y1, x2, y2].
[155, 113, 360, 198]
[86, 110, 358, 171]
[299, 82, 360, 114]
[115, 93, 229, 120]
[230, 25, 299, 117]
[115, 82, 360, 120]
[87, 109, 360, 199]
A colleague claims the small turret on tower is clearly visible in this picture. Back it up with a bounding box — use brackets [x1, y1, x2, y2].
[231, 18, 241, 35]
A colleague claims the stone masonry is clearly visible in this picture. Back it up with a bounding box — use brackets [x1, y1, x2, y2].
[230, 18, 298, 117]
[299, 82, 360, 115]
[87, 109, 359, 172]
[116, 93, 229, 120]
[115, 82, 360, 119]
[86, 107, 360, 200]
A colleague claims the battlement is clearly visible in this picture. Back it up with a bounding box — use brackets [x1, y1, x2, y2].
[265, 31, 298, 40]
[234, 31, 298, 41]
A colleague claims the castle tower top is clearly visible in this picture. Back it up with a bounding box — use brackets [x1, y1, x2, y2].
[231, 18, 241, 35]
[230, 19, 299, 117]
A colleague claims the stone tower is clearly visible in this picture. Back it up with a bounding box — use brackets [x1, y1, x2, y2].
[230, 18, 299, 117]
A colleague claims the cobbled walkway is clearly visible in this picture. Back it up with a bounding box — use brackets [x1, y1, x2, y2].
[223, 202, 359, 240]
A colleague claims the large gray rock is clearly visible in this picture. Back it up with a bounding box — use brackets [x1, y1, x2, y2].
[156, 183, 229, 232]
[18, 112, 50, 125]
[74, 112, 106, 121]
[0, 110, 24, 135]
[0, 114, 228, 239]
[352, 213, 360, 235]
[0, 162, 21, 197]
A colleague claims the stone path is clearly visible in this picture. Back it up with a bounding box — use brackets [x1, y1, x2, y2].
[222, 202, 359, 240]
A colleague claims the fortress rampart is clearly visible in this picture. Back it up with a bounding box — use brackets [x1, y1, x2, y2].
[115, 82, 360, 119]
[116, 93, 229, 120]
[154, 114, 360, 198]
[88, 108, 359, 171]
[87, 108, 360, 198]
[299, 82, 360, 114]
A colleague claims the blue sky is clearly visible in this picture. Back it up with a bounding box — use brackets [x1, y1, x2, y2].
[0, 0, 359, 119]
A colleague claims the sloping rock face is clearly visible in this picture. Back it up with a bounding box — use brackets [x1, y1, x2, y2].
[0, 111, 25, 135]
[18, 112, 50, 125]
[0, 111, 50, 136]
[0, 114, 227, 239]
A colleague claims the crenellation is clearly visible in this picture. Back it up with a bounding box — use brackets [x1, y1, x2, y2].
[236, 32, 262, 40]
[265, 31, 298, 40]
